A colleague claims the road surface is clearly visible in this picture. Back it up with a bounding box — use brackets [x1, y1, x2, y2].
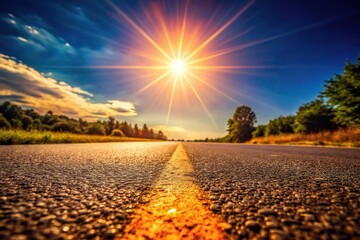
[0, 142, 359, 239]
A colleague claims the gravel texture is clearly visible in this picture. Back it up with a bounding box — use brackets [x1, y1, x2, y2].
[184, 143, 360, 240]
[0, 142, 177, 240]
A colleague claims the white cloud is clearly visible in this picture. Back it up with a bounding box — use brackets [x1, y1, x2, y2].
[25, 25, 39, 35]
[0, 53, 136, 119]
[17, 36, 28, 42]
[2, 14, 75, 55]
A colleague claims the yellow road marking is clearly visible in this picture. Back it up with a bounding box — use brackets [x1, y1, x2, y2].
[123, 143, 229, 239]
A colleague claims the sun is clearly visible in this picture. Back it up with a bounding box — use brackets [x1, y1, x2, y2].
[171, 60, 186, 76]
[99, 0, 257, 126]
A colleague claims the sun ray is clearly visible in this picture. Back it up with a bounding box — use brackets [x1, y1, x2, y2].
[187, 71, 239, 104]
[183, 75, 218, 128]
[155, 8, 177, 59]
[184, 0, 256, 62]
[136, 70, 172, 95]
[187, 17, 341, 66]
[87, 1, 281, 128]
[107, 0, 173, 62]
[166, 75, 178, 125]
[187, 65, 271, 70]
[177, 0, 188, 59]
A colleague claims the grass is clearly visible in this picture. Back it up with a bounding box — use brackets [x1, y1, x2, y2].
[0, 130, 154, 145]
[248, 128, 360, 148]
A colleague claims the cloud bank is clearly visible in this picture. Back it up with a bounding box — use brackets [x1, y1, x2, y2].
[0, 53, 136, 119]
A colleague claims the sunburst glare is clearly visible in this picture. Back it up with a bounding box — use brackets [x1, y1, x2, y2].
[102, 0, 259, 126]
[171, 60, 186, 76]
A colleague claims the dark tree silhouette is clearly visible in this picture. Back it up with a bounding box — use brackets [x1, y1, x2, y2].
[0, 101, 167, 139]
[134, 124, 140, 138]
[227, 105, 256, 142]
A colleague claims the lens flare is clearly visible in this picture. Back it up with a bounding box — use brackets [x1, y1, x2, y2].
[99, 0, 259, 126]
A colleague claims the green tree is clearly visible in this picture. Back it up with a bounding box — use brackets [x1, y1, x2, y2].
[252, 125, 266, 138]
[86, 124, 106, 135]
[79, 118, 88, 133]
[107, 117, 116, 135]
[21, 115, 33, 130]
[53, 121, 80, 133]
[294, 99, 338, 133]
[24, 109, 40, 120]
[0, 101, 24, 128]
[32, 118, 42, 130]
[322, 57, 360, 126]
[0, 113, 11, 129]
[41, 111, 59, 126]
[227, 105, 257, 142]
[265, 116, 295, 136]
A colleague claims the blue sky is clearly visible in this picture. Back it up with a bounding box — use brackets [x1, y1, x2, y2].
[0, 0, 359, 139]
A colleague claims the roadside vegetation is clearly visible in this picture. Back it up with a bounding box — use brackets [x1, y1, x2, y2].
[249, 128, 360, 147]
[0, 130, 152, 145]
[0, 102, 167, 144]
[204, 56, 360, 147]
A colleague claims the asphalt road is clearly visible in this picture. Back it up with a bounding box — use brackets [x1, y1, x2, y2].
[1, 142, 359, 239]
[0, 142, 178, 239]
[184, 143, 360, 239]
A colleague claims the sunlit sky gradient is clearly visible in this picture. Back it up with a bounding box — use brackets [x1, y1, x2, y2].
[1, 0, 359, 139]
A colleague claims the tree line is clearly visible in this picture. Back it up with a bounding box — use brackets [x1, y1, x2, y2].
[221, 56, 359, 143]
[0, 102, 167, 140]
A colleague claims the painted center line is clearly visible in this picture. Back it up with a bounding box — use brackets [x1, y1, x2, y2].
[123, 143, 229, 239]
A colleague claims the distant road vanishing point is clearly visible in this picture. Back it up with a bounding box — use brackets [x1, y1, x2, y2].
[0, 142, 359, 239]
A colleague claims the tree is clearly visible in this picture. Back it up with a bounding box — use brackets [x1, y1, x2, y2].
[141, 124, 150, 138]
[53, 121, 80, 133]
[21, 115, 33, 130]
[252, 125, 266, 138]
[149, 128, 154, 139]
[128, 123, 134, 137]
[79, 118, 88, 133]
[120, 121, 132, 137]
[322, 57, 360, 126]
[227, 105, 257, 142]
[0, 101, 24, 128]
[25, 109, 40, 120]
[265, 116, 295, 136]
[134, 124, 140, 138]
[156, 130, 166, 140]
[32, 119, 42, 130]
[0, 113, 11, 129]
[86, 124, 106, 135]
[107, 117, 116, 135]
[294, 99, 338, 133]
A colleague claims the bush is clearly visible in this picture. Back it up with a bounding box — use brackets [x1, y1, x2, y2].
[111, 129, 125, 137]
[86, 124, 106, 135]
[52, 121, 80, 133]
